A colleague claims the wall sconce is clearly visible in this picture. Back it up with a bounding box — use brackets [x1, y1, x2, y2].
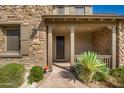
[32, 28, 37, 35]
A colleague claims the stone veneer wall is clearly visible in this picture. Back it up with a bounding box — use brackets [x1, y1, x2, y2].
[117, 23, 124, 66]
[0, 6, 53, 69]
[93, 24, 124, 67]
[93, 29, 112, 55]
[0, 27, 5, 53]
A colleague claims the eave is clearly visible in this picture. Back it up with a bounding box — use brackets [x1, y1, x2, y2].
[42, 14, 124, 22]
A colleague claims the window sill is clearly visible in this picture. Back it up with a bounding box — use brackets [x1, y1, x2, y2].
[0, 52, 22, 58]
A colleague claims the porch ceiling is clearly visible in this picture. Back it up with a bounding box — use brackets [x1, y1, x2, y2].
[52, 24, 108, 33]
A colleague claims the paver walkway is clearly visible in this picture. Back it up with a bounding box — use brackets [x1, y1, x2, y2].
[39, 63, 88, 88]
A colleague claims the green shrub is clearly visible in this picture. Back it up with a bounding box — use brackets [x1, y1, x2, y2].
[94, 65, 109, 81]
[0, 63, 25, 88]
[28, 66, 44, 84]
[110, 66, 124, 87]
[74, 51, 109, 83]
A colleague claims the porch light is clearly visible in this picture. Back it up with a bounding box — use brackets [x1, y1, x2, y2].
[87, 28, 91, 30]
[32, 28, 37, 35]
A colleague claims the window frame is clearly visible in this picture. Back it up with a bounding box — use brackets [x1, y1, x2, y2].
[75, 6, 84, 15]
[57, 5, 65, 15]
[5, 28, 20, 53]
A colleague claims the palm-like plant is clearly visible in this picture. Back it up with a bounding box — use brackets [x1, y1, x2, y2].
[75, 51, 109, 83]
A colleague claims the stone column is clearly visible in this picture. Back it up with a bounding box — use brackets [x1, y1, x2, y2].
[112, 25, 116, 68]
[70, 24, 75, 68]
[48, 25, 53, 71]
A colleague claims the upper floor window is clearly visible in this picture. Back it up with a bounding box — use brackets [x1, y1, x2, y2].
[57, 6, 65, 15]
[75, 6, 84, 15]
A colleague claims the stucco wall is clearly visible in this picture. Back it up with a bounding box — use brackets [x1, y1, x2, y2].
[0, 5, 53, 69]
[74, 29, 111, 55]
[75, 32, 93, 55]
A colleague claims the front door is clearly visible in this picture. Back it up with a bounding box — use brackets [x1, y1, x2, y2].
[56, 36, 65, 59]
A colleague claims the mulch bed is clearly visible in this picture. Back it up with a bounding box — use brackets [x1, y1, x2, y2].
[86, 81, 116, 88]
[71, 70, 115, 88]
[20, 71, 52, 88]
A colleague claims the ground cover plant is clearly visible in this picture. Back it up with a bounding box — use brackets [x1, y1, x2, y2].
[0, 63, 25, 88]
[110, 66, 124, 87]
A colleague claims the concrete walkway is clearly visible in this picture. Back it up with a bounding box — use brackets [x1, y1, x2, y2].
[39, 63, 88, 88]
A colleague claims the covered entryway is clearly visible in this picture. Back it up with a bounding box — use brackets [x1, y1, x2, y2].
[52, 25, 70, 62]
[43, 15, 118, 71]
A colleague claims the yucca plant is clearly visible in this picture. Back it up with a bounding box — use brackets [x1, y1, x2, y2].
[75, 51, 109, 83]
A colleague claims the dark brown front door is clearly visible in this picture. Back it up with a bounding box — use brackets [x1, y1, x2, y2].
[56, 36, 65, 59]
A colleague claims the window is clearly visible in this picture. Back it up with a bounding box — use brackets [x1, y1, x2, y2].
[75, 6, 84, 15]
[57, 6, 65, 15]
[6, 28, 20, 52]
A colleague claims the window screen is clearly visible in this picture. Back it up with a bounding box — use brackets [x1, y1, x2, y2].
[57, 6, 65, 15]
[6, 29, 20, 52]
[75, 6, 84, 15]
